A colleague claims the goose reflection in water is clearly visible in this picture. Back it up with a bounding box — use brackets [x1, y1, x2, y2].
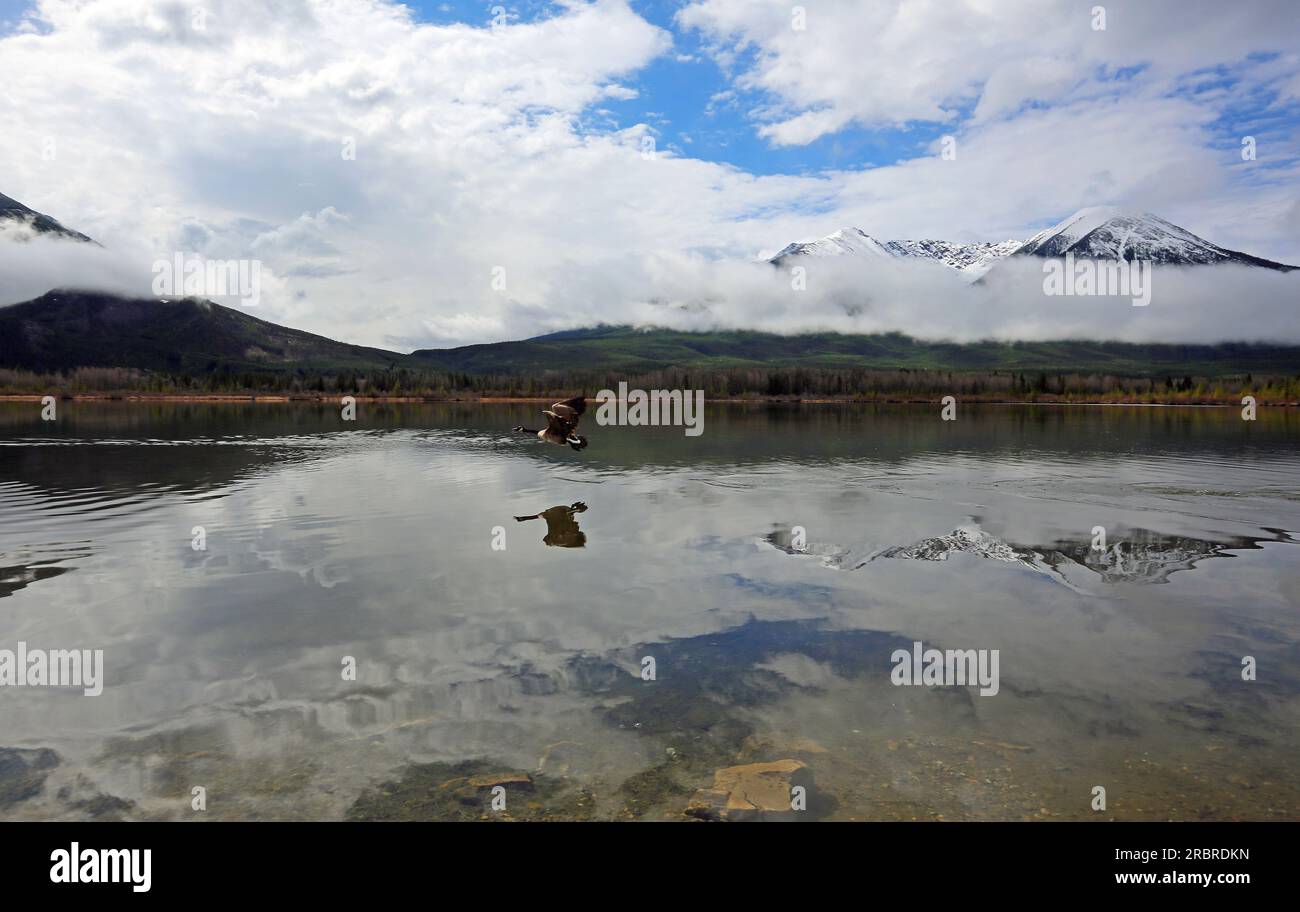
[514, 502, 589, 548]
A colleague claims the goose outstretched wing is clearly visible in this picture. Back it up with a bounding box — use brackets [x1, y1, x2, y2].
[543, 396, 585, 435]
[549, 396, 585, 420]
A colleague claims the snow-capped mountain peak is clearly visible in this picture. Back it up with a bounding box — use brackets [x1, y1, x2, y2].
[769, 226, 1023, 280]
[883, 237, 1024, 279]
[1012, 207, 1292, 268]
[769, 208, 1295, 277]
[771, 226, 894, 260]
[1022, 205, 1147, 249]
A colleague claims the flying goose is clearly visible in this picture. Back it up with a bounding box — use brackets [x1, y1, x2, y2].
[514, 395, 588, 450]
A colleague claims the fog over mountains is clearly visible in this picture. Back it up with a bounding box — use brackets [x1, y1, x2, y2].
[2, 190, 1298, 357]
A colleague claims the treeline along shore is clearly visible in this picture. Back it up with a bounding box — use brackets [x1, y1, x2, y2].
[1, 365, 1296, 405]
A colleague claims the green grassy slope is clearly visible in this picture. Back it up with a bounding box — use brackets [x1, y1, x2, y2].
[415, 325, 1300, 377]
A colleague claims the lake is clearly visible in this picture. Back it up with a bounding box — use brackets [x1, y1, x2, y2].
[1, 401, 1297, 821]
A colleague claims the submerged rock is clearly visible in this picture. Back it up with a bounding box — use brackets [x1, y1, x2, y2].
[56, 779, 136, 820]
[0, 747, 60, 808]
[685, 759, 813, 822]
[347, 760, 590, 821]
[618, 764, 691, 819]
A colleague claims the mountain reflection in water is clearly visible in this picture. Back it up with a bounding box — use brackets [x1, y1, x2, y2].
[765, 521, 1286, 587]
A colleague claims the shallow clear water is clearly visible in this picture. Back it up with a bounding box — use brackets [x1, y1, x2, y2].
[0, 402, 1297, 821]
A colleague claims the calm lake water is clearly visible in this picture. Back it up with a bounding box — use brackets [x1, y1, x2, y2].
[1, 401, 1297, 821]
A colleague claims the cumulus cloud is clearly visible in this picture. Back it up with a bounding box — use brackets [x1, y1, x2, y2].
[676, 0, 1300, 140]
[1, 0, 1297, 350]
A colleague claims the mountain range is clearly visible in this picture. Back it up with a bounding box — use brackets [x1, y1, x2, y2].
[1, 193, 1296, 382]
[771, 227, 1023, 279]
[769, 206, 1296, 278]
[3, 292, 1297, 379]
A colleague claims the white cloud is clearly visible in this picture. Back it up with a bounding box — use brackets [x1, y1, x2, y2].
[678, 0, 1300, 141]
[0, 0, 1297, 350]
[0, 226, 158, 303]
[486, 249, 1300, 345]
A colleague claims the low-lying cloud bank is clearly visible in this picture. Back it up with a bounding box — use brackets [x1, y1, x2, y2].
[0, 225, 153, 303]
[4, 231, 1295, 349]
[496, 252, 1300, 347]
[0, 225, 289, 315]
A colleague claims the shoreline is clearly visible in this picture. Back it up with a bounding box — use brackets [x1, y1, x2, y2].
[0, 393, 1295, 407]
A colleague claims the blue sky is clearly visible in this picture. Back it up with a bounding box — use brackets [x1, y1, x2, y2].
[396, 0, 1298, 187]
[397, 0, 963, 176]
[0, 0, 938, 175]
